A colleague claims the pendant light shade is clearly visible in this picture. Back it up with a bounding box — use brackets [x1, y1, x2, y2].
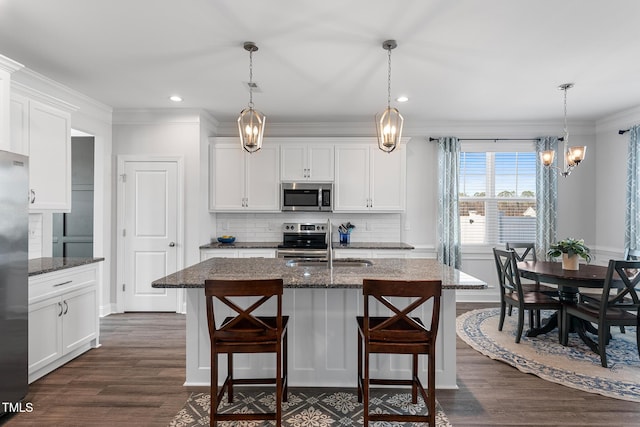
[375, 40, 403, 153]
[237, 42, 266, 153]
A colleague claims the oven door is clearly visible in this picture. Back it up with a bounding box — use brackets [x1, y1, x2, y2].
[276, 248, 328, 259]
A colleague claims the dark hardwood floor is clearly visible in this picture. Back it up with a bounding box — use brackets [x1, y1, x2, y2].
[2, 303, 639, 426]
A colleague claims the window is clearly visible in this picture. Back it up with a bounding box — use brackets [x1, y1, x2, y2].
[459, 142, 537, 245]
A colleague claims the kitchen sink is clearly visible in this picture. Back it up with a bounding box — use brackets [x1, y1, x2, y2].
[286, 258, 373, 268]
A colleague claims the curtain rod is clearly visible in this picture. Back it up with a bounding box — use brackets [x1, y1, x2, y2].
[428, 137, 564, 142]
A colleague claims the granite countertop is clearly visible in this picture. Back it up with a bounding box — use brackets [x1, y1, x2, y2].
[29, 257, 105, 276]
[152, 257, 486, 290]
[199, 241, 414, 250]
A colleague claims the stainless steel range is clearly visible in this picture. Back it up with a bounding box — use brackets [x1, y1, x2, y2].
[276, 222, 329, 259]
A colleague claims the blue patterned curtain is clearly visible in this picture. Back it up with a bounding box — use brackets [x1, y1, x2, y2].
[625, 125, 640, 251]
[535, 137, 558, 260]
[437, 137, 461, 268]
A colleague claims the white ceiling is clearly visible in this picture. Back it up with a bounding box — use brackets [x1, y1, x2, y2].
[1, 0, 640, 124]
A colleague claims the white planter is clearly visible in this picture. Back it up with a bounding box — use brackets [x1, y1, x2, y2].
[562, 253, 579, 270]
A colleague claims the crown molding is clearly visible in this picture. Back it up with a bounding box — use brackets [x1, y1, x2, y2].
[0, 54, 24, 73]
[11, 81, 78, 112]
[113, 108, 217, 126]
[595, 104, 640, 133]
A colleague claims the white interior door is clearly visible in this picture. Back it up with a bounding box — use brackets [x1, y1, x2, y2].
[122, 160, 178, 311]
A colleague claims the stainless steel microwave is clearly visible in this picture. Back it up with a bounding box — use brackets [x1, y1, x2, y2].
[281, 183, 333, 212]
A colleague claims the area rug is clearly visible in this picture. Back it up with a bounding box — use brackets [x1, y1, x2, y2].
[457, 307, 640, 402]
[169, 388, 452, 426]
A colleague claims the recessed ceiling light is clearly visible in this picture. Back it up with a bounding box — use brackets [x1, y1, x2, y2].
[169, 95, 183, 102]
[396, 96, 409, 103]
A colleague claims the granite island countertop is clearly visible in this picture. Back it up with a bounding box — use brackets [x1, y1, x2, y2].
[28, 257, 105, 276]
[152, 257, 485, 290]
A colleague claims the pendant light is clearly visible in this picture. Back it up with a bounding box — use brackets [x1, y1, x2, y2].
[540, 83, 586, 177]
[237, 42, 266, 153]
[375, 40, 404, 153]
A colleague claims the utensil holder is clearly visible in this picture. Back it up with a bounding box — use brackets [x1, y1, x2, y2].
[339, 231, 350, 245]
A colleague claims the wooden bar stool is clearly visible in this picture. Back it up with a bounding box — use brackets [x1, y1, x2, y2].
[204, 278, 288, 427]
[356, 279, 442, 425]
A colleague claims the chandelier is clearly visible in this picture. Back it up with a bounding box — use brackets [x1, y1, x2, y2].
[237, 42, 266, 153]
[539, 83, 586, 177]
[375, 40, 404, 153]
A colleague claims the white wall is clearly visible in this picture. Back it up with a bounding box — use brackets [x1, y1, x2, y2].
[594, 105, 640, 261]
[112, 109, 214, 310]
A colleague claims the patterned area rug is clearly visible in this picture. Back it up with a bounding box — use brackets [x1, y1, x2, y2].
[457, 307, 640, 402]
[169, 388, 452, 426]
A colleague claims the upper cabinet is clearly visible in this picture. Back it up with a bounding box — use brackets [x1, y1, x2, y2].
[209, 138, 280, 212]
[11, 87, 74, 212]
[209, 136, 406, 213]
[334, 140, 406, 212]
[280, 140, 334, 182]
[0, 55, 24, 153]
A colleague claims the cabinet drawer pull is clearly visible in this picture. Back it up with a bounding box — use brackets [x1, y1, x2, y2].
[58, 302, 63, 317]
[53, 280, 73, 287]
[63, 301, 69, 315]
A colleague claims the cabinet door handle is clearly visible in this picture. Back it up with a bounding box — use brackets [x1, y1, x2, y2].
[53, 280, 73, 287]
[30, 189, 36, 204]
[63, 301, 69, 315]
[169, 242, 176, 247]
[58, 302, 63, 317]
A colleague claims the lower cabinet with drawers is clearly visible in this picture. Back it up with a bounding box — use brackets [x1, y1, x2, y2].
[28, 263, 101, 383]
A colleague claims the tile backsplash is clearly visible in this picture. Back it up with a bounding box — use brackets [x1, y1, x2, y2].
[28, 213, 43, 259]
[213, 212, 402, 243]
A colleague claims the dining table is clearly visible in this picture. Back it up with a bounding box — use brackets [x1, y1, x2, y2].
[517, 260, 619, 353]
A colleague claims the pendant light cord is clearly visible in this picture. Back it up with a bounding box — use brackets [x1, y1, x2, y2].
[563, 86, 568, 143]
[248, 49, 254, 109]
[387, 46, 392, 109]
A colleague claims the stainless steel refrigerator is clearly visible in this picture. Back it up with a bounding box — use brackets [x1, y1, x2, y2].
[0, 150, 29, 416]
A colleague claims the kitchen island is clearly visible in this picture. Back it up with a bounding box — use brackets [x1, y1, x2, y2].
[152, 257, 486, 389]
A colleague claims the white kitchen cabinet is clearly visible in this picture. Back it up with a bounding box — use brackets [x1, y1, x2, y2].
[334, 141, 406, 212]
[200, 248, 276, 261]
[209, 139, 280, 212]
[28, 263, 100, 383]
[280, 142, 334, 182]
[10, 89, 74, 212]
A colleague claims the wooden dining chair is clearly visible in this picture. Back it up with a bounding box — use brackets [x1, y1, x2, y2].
[204, 278, 288, 427]
[356, 279, 441, 426]
[494, 248, 562, 343]
[563, 259, 640, 367]
[580, 248, 640, 333]
[505, 242, 559, 327]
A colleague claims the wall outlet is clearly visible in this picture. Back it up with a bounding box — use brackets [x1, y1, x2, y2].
[366, 222, 373, 231]
[404, 221, 411, 230]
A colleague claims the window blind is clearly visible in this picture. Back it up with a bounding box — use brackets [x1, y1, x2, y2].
[460, 151, 536, 245]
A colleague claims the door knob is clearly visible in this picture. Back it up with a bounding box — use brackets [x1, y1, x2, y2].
[169, 242, 176, 247]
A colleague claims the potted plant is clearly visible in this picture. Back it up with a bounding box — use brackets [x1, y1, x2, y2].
[546, 238, 591, 270]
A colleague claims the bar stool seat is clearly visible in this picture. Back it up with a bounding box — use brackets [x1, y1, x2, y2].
[356, 278, 442, 425]
[204, 278, 288, 427]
